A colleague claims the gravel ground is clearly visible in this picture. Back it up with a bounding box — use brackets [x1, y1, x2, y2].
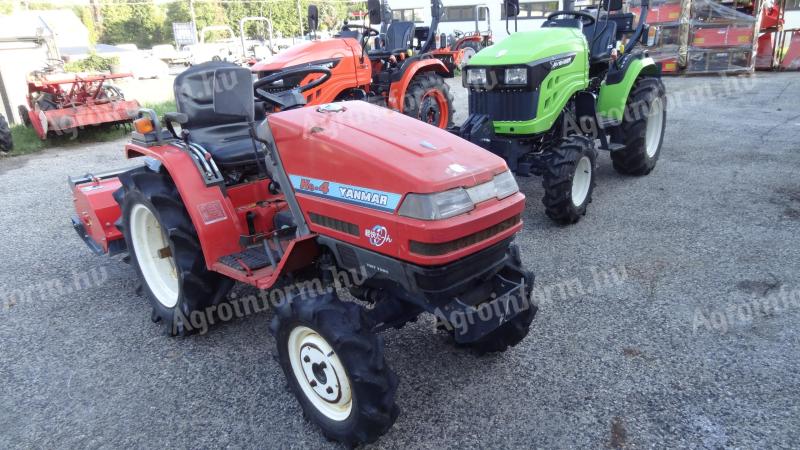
[1, 72, 799, 449]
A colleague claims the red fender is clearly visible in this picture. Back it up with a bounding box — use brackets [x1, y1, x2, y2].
[387, 59, 450, 112]
[125, 143, 243, 268]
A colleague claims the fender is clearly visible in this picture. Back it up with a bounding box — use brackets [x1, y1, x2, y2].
[597, 56, 660, 122]
[124, 143, 244, 269]
[387, 58, 451, 112]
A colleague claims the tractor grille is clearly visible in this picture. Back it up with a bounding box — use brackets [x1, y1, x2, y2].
[468, 89, 538, 122]
[409, 215, 521, 257]
[309, 213, 359, 237]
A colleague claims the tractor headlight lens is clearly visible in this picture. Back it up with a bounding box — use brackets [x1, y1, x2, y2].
[466, 68, 487, 85]
[504, 68, 528, 85]
[398, 188, 474, 220]
[493, 170, 519, 199]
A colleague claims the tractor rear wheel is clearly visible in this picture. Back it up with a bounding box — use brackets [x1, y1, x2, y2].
[403, 72, 454, 129]
[0, 114, 12, 153]
[114, 167, 232, 335]
[458, 41, 480, 68]
[611, 77, 667, 175]
[271, 291, 399, 446]
[541, 135, 597, 224]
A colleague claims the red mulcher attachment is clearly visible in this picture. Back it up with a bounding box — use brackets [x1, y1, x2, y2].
[23, 72, 140, 139]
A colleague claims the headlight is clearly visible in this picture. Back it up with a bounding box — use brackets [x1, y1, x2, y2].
[466, 68, 487, 85]
[398, 188, 474, 220]
[493, 170, 519, 199]
[504, 67, 527, 85]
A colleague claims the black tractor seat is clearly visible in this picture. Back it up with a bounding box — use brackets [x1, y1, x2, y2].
[173, 61, 264, 171]
[368, 20, 415, 59]
[542, 15, 618, 64]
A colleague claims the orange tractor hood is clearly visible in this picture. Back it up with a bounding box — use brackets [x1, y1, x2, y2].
[252, 38, 360, 72]
[268, 101, 509, 199]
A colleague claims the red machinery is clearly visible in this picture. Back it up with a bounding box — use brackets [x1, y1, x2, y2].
[756, 0, 800, 70]
[430, 4, 494, 70]
[251, 0, 455, 129]
[19, 67, 140, 140]
[69, 62, 535, 445]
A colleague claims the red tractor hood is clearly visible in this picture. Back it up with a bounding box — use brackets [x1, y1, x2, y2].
[251, 38, 359, 72]
[268, 101, 509, 204]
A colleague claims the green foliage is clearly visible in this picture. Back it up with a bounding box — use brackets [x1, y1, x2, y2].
[64, 53, 119, 73]
[93, 0, 351, 47]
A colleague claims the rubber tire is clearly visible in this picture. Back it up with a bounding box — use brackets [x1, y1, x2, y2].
[403, 72, 455, 129]
[611, 77, 667, 175]
[541, 135, 597, 225]
[114, 166, 232, 336]
[18, 105, 32, 128]
[271, 292, 399, 446]
[0, 114, 12, 153]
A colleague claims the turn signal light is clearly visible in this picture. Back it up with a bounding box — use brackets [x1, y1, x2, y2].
[133, 117, 154, 134]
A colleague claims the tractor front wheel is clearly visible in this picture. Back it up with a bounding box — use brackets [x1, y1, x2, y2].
[114, 167, 232, 335]
[611, 77, 667, 175]
[458, 41, 480, 68]
[541, 135, 597, 224]
[271, 291, 399, 446]
[0, 114, 12, 153]
[403, 72, 454, 129]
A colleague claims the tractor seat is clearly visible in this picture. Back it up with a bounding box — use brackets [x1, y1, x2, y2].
[368, 21, 415, 59]
[173, 61, 264, 170]
[582, 20, 618, 64]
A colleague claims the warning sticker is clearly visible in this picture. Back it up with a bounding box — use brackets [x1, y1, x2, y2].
[198, 200, 228, 224]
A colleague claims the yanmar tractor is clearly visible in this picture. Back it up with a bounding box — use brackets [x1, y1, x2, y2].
[69, 62, 535, 445]
[251, 0, 455, 128]
[458, 0, 667, 224]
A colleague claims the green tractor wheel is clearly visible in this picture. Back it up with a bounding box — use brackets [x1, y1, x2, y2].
[611, 77, 667, 175]
[541, 135, 597, 224]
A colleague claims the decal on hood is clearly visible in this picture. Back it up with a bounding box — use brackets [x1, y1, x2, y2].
[289, 175, 402, 212]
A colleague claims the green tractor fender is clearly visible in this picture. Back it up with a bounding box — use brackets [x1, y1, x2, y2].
[597, 56, 660, 122]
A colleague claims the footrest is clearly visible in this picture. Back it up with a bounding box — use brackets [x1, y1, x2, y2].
[601, 143, 626, 152]
[219, 248, 276, 271]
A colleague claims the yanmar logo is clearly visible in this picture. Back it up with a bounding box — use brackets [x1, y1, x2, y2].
[339, 187, 390, 207]
[289, 175, 403, 212]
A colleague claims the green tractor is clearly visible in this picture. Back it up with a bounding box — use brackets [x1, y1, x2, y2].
[458, 0, 666, 224]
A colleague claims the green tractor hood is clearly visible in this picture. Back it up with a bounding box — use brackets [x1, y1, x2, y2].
[469, 28, 587, 66]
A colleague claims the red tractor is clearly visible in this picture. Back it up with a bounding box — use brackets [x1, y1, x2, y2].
[19, 62, 140, 140]
[251, 0, 455, 129]
[430, 4, 494, 70]
[69, 63, 536, 445]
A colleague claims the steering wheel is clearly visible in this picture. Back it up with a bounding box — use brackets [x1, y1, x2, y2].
[341, 24, 380, 39]
[546, 10, 596, 27]
[253, 66, 332, 109]
[452, 29, 464, 38]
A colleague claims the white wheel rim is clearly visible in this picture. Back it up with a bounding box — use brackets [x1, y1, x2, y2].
[645, 96, 664, 158]
[572, 156, 592, 207]
[460, 47, 476, 68]
[288, 326, 353, 422]
[129, 203, 179, 308]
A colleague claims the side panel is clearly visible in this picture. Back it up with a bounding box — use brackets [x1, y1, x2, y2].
[125, 143, 245, 268]
[387, 59, 451, 112]
[597, 57, 658, 122]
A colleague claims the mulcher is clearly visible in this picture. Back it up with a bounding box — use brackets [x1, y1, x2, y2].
[69, 62, 536, 445]
[457, 0, 667, 224]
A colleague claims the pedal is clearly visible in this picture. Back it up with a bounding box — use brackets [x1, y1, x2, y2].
[602, 143, 626, 152]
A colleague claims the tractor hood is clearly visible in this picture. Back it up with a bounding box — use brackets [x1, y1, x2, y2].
[468, 28, 586, 66]
[251, 38, 360, 72]
[268, 101, 509, 202]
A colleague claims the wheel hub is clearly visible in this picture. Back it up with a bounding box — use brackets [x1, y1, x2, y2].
[129, 203, 179, 308]
[571, 156, 592, 207]
[289, 326, 353, 421]
[420, 89, 446, 128]
[645, 96, 664, 158]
